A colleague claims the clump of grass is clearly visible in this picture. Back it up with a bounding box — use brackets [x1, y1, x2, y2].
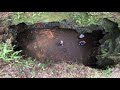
[101, 67, 112, 77]
[0, 42, 22, 63]
[10, 12, 118, 27]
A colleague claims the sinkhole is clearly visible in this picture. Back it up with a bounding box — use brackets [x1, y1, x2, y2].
[8, 21, 106, 69]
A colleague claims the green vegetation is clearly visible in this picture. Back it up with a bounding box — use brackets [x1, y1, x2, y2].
[0, 42, 22, 62]
[9, 12, 71, 24]
[101, 67, 112, 77]
[10, 12, 93, 25]
[72, 12, 99, 26]
[9, 12, 118, 27]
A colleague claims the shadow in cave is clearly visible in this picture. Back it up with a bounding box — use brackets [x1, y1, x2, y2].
[10, 23, 106, 69]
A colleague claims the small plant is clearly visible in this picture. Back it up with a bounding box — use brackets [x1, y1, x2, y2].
[0, 42, 22, 62]
[101, 67, 112, 77]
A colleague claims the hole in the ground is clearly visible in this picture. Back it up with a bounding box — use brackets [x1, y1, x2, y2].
[9, 22, 106, 69]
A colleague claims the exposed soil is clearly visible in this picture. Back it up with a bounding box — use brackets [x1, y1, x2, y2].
[15, 28, 103, 67]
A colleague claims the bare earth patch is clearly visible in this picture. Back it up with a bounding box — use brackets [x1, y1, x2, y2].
[1, 60, 120, 78]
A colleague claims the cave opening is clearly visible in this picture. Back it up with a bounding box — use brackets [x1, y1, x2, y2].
[9, 22, 107, 69]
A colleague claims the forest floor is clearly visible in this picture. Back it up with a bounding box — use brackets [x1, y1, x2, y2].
[0, 12, 120, 78]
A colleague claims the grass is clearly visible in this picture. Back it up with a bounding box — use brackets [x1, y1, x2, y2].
[72, 12, 99, 26]
[0, 42, 22, 63]
[8, 12, 97, 25]
[101, 67, 112, 77]
[9, 12, 118, 26]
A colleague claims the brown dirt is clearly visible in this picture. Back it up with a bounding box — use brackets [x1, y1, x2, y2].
[15, 28, 99, 66]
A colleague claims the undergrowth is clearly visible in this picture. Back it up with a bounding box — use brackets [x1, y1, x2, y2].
[9, 12, 71, 25]
[9, 12, 118, 27]
[72, 12, 99, 26]
[0, 42, 22, 63]
[101, 67, 112, 77]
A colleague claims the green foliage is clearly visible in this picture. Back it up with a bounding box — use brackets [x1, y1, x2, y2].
[101, 67, 112, 77]
[0, 43, 22, 62]
[72, 12, 99, 26]
[9, 12, 71, 25]
[10, 12, 44, 24]
[9, 12, 119, 27]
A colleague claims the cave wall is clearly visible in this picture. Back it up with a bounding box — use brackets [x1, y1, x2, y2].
[95, 18, 120, 68]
